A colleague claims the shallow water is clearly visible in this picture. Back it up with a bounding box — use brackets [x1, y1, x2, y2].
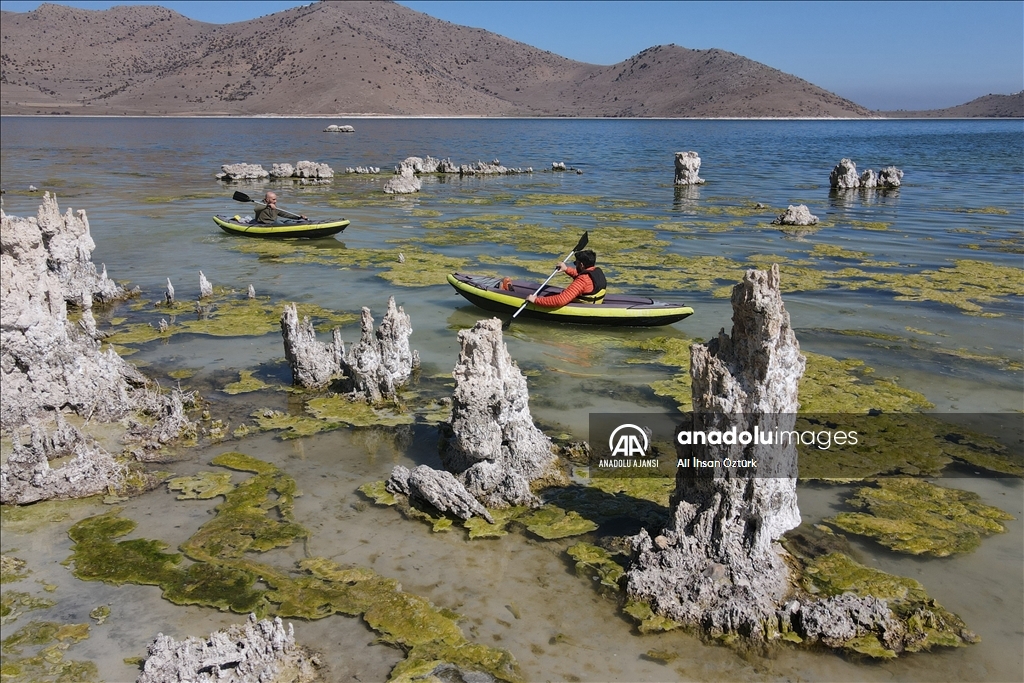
[1, 117, 1022, 682]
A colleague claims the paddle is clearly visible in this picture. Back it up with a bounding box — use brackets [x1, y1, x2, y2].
[502, 231, 589, 330]
[231, 191, 305, 224]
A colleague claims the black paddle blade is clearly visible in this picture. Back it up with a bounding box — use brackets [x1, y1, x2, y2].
[573, 231, 589, 254]
[232, 191, 253, 203]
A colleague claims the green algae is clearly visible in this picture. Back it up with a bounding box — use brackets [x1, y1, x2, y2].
[409, 209, 442, 217]
[544, 484, 668, 531]
[519, 505, 598, 540]
[358, 481, 397, 506]
[250, 409, 343, 439]
[1, 554, 29, 584]
[222, 370, 276, 395]
[623, 599, 681, 634]
[1, 592, 56, 625]
[810, 244, 870, 260]
[64, 454, 520, 681]
[87, 606, 109, 625]
[820, 327, 1022, 372]
[825, 479, 1013, 556]
[0, 620, 96, 683]
[848, 220, 891, 231]
[586, 477, 675, 508]
[106, 297, 358, 345]
[801, 552, 977, 652]
[306, 396, 414, 427]
[643, 648, 679, 664]
[512, 193, 603, 206]
[799, 352, 933, 413]
[463, 507, 527, 539]
[167, 472, 235, 500]
[167, 369, 197, 380]
[566, 542, 625, 592]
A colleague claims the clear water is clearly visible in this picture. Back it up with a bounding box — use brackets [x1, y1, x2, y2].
[1, 117, 1021, 682]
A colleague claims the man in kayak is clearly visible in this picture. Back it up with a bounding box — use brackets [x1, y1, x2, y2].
[526, 249, 607, 307]
[254, 191, 307, 224]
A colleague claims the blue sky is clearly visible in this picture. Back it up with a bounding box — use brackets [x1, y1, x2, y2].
[2, 1, 1021, 110]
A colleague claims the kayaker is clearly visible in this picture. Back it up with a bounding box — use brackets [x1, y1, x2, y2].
[527, 249, 607, 307]
[254, 191, 307, 224]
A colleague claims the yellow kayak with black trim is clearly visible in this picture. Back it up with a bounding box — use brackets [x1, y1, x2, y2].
[447, 273, 694, 327]
[213, 215, 349, 239]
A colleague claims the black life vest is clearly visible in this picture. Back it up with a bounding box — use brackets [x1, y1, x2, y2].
[575, 266, 607, 304]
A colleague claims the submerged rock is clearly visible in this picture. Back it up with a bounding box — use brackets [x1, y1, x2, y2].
[294, 160, 334, 179]
[829, 158, 860, 189]
[860, 169, 878, 188]
[627, 265, 804, 639]
[387, 464, 495, 523]
[772, 204, 819, 226]
[345, 166, 381, 174]
[458, 160, 532, 176]
[269, 163, 295, 179]
[323, 124, 354, 133]
[674, 151, 705, 186]
[438, 318, 561, 508]
[137, 613, 320, 683]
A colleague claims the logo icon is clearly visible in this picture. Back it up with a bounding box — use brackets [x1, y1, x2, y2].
[609, 424, 649, 458]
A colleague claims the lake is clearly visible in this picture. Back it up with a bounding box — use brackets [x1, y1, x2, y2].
[0, 117, 1021, 682]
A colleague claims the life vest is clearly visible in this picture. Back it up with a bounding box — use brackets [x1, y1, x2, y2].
[575, 266, 607, 304]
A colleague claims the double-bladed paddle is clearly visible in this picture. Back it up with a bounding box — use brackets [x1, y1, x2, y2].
[502, 231, 589, 330]
[230, 190, 305, 224]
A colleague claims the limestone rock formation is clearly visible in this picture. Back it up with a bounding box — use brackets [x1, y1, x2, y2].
[216, 163, 269, 181]
[772, 204, 819, 226]
[552, 161, 567, 171]
[438, 318, 560, 508]
[879, 166, 904, 188]
[1, 413, 125, 505]
[457, 160, 532, 176]
[829, 158, 860, 189]
[626, 265, 805, 639]
[383, 165, 422, 194]
[270, 163, 295, 179]
[387, 464, 494, 523]
[280, 303, 344, 389]
[859, 169, 878, 188]
[345, 166, 381, 174]
[338, 297, 420, 402]
[323, 124, 354, 133]
[137, 614, 320, 683]
[199, 271, 213, 299]
[674, 151, 705, 185]
[294, 160, 334, 179]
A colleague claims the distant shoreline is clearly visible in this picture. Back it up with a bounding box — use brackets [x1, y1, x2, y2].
[2, 114, 1020, 121]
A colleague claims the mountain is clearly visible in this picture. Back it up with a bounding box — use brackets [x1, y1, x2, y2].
[0, 1, 1013, 118]
[880, 92, 1024, 118]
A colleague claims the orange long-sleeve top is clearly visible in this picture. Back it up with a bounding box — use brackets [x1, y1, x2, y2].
[532, 268, 593, 307]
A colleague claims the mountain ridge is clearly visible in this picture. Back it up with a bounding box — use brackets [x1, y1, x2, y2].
[1, 1, 1019, 118]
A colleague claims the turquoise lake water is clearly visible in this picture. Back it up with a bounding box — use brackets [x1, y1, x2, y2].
[0, 117, 1021, 682]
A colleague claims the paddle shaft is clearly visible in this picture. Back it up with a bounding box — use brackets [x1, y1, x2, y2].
[231, 191, 304, 230]
[506, 240, 586, 325]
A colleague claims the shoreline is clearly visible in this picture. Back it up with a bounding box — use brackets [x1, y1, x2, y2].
[2, 113, 1022, 121]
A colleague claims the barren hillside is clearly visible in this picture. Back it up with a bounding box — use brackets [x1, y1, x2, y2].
[1, 1, 1014, 118]
[881, 92, 1024, 118]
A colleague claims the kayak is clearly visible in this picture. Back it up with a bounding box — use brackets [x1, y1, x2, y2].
[447, 273, 694, 327]
[213, 215, 349, 239]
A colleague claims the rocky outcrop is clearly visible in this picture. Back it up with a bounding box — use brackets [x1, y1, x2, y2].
[772, 204, 819, 226]
[216, 163, 269, 181]
[674, 151, 705, 185]
[338, 297, 419, 403]
[878, 166, 904, 188]
[387, 464, 494, 523]
[438, 318, 560, 508]
[1, 413, 125, 505]
[137, 614, 320, 683]
[323, 124, 354, 133]
[829, 158, 860, 189]
[859, 169, 878, 188]
[345, 166, 381, 174]
[552, 161, 567, 171]
[1, 196, 196, 502]
[294, 160, 334, 179]
[280, 303, 344, 389]
[383, 165, 422, 194]
[217, 161, 334, 181]
[280, 297, 419, 399]
[626, 265, 805, 639]
[457, 160, 532, 176]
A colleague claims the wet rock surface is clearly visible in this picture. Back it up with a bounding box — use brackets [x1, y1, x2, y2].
[879, 166, 904, 188]
[674, 151, 705, 185]
[829, 158, 860, 189]
[383, 164, 422, 194]
[387, 464, 495, 523]
[137, 613, 320, 683]
[627, 265, 804, 639]
[438, 318, 560, 508]
[216, 163, 269, 180]
[280, 303, 345, 389]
